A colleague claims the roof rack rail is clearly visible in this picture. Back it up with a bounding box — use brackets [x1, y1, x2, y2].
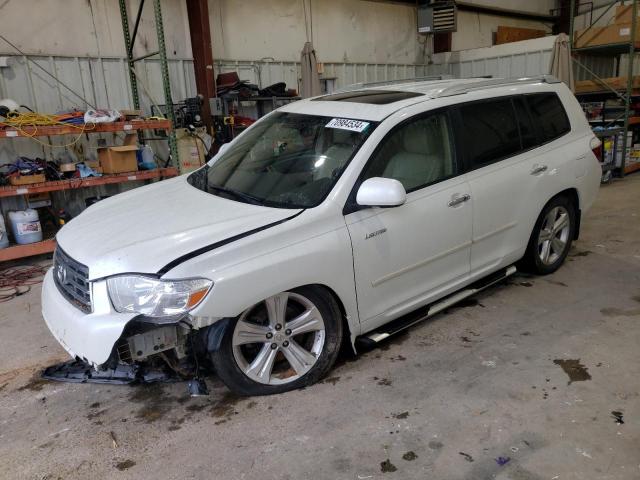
[337, 75, 453, 93]
[432, 75, 560, 98]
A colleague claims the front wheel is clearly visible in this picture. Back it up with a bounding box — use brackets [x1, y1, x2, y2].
[211, 287, 343, 396]
[520, 195, 575, 275]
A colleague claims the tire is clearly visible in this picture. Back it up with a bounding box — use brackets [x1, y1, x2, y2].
[211, 286, 343, 396]
[519, 195, 576, 275]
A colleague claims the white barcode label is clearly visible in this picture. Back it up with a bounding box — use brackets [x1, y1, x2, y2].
[123, 124, 133, 130]
[16, 188, 28, 194]
[6, 131, 18, 137]
[620, 27, 631, 36]
[127, 175, 137, 180]
[325, 118, 370, 132]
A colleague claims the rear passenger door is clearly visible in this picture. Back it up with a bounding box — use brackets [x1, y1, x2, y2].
[455, 93, 572, 276]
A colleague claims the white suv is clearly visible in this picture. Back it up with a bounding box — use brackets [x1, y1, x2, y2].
[42, 76, 601, 395]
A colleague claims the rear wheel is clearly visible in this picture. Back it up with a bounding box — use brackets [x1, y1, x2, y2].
[211, 287, 343, 396]
[520, 195, 575, 275]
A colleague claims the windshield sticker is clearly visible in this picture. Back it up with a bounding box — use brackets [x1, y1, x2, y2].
[325, 118, 370, 132]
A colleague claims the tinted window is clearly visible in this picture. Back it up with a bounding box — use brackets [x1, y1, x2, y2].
[526, 93, 571, 142]
[513, 97, 537, 150]
[361, 112, 454, 192]
[458, 99, 521, 166]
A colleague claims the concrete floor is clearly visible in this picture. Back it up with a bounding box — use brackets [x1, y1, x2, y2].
[1, 175, 639, 480]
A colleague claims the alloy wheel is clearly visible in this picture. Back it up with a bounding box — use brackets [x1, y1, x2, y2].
[231, 292, 326, 385]
[537, 205, 570, 266]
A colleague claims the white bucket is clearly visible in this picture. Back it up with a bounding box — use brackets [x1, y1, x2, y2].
[9, 209, 43, 245]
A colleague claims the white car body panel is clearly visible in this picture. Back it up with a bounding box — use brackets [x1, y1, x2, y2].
[346, 175, 472, 328]
[42, 77, 601, 367]
[56, 176, 300, 280]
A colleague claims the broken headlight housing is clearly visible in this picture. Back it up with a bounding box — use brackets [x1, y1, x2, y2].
[107, 275, 212, 318]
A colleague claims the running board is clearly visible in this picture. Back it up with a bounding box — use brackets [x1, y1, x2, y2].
[356, 266, 517, 348]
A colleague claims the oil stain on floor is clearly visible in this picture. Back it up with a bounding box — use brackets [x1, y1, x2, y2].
[553, 359, 592, 384]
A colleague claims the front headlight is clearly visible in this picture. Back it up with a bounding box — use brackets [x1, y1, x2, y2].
[106, 275, 212, 317]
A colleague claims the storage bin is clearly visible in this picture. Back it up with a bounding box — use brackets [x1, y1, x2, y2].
[9, 209, 43, 245]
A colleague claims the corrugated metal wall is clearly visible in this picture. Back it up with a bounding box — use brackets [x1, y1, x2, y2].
[0, 43, 618, 217]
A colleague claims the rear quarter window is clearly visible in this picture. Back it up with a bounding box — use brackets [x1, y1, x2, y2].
[526, 93, 571, 143]
[457, 98, 521, 167]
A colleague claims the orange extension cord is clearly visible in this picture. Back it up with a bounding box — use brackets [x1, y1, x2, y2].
[0, 264, 49, 302]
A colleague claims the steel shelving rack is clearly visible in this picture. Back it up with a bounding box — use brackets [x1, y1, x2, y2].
[570, 0, 639, 176]
[119, 0, 180, 171]
[0, 120, 178, 261]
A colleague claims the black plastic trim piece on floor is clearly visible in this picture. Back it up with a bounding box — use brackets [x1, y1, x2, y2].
[42, 359, 178, 385]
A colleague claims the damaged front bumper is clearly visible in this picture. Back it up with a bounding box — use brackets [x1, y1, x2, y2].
[42, 269, 137, 367]
[43, 269, 193, 368]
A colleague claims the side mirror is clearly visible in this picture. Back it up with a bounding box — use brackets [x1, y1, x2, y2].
[356, 177, 406, 208]
[206, 143, 230, 166]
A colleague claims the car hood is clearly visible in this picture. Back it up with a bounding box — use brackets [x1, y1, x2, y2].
[56, 176, 302, 280]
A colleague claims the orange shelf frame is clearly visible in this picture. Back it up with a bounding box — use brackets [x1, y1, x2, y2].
[0, 168, 179, 198]
[0, 238, 56, 262]
[0, 119, 171, 139]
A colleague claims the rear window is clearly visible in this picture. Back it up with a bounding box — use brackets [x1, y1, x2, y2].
[458, 98, 521, 166]
[526, 93, 571, 143]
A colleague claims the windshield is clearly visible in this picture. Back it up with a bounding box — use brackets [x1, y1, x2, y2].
[188, 112, 377, 209]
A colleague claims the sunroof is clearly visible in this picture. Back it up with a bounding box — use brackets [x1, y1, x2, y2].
[313, 90, 424, 105]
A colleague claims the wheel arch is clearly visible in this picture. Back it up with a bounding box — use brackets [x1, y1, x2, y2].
[551, 187, 581, 240]
[202, 282, 358, 354]
[297, 283, 357, 353]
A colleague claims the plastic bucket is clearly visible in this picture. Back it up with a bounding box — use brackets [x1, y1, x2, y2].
[9, 209, 43, 245]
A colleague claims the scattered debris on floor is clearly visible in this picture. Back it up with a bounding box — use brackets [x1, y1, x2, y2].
[611, 410, 624, 424]
[553, 359, 592, 384]
[42, 359, 178, 385]
[380, 459, 397, 473]
[459, 452, 474, 462]
[495, 456, 511, 466]
[115, 459, 136, 471]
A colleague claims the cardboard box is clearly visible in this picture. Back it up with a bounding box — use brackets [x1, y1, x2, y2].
[9, 174, 46, 186]
[574, 23, 640, 48]
[98, 145, 138, 174]
[495, 26, 545, 45]
[615, 4, 640, 24]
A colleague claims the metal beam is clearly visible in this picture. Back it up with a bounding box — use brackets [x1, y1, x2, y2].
[129, 0, 146, 58]
[621, 0, 638, 177]
[186, 0, 216, 131]
[119, 0, 141, 109]
[455, 1, 558, 23]
[153, 0, 180, 171]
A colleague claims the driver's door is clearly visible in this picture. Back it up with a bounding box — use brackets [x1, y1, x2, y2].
[344, 110, 472, 329]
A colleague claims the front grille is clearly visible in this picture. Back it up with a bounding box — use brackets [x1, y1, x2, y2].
[53, 247, 92, 313]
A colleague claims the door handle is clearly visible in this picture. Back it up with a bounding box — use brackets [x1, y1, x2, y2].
[530, 164, 548, 175]
[448, 193, 471, 207]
